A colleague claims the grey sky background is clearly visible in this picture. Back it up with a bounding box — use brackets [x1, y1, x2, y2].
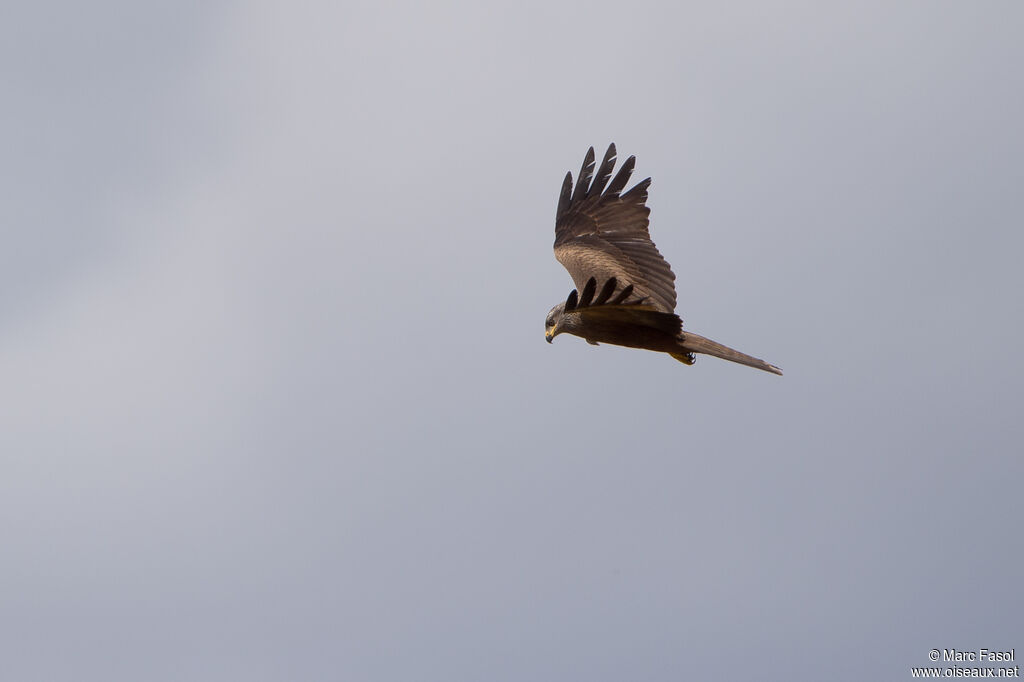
[2, 1, 1022, 680]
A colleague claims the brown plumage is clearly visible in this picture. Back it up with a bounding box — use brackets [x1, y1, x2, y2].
[545, 144, 782, 376]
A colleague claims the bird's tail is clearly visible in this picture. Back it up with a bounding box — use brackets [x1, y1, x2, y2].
[674, 331, 782, 375]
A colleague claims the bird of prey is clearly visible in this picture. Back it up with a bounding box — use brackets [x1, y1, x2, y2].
[545, 144, 782, 375]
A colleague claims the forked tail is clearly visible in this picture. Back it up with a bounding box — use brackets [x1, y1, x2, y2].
[676, 331, 782, 375]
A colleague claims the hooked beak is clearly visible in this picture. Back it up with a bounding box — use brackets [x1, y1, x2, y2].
[545, 331, 553, 343]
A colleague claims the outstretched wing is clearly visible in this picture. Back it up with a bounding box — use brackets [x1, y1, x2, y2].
[554, 144, 677, 313]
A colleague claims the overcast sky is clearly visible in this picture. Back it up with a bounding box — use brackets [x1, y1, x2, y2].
[2, 2, 1022, 680]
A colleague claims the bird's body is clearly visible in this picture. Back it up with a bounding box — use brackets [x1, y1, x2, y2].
[545, 144, 781, 376]
[557, 310, 680, 353]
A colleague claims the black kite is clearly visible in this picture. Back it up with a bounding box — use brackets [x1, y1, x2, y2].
[545, 144, 782, 375]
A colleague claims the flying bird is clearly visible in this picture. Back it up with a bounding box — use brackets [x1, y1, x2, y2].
[545, 144, 782, 375]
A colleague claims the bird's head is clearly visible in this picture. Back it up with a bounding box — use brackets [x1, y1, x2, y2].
[544, 302, 566, 343]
